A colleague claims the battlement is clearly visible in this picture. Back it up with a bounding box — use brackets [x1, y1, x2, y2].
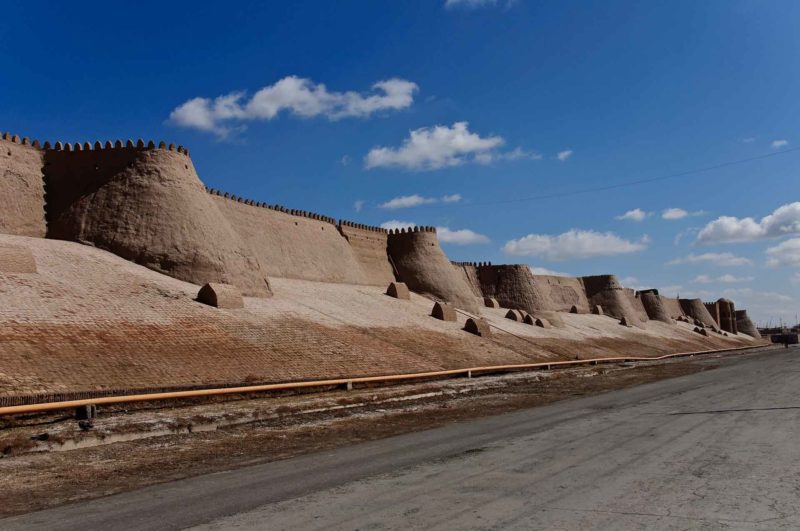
[338, 220, 387, 233]
[206, 187, 338, 226]
[1, 132, 42, 148]
[451, 261, 493, 267]
[386, 226, 436, 235]
[1, 132, 190, 157]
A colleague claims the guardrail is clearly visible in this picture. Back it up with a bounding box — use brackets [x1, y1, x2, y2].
[0, 344, 770, 416]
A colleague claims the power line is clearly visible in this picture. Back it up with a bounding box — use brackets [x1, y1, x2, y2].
[441, 146, 800, 208]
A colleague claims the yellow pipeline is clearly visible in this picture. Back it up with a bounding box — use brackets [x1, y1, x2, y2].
[0, 344, 766, 416]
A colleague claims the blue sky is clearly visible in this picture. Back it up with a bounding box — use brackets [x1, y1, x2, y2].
[2, 0, 799, 324]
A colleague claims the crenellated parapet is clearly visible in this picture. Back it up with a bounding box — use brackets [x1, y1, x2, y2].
[338, 219, 387, 233]
[451, 261, 493, 267]
[206, 187, 338, 226]
[1, 132, 192, 157]
[385, 225, 436, 235]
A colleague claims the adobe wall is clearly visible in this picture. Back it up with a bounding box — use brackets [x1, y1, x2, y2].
[679, 298, 717, 327]
[451, 261, 483, 297]
[476, 264, 555, 314]
[624, 288, 649, 323]
[530, 274, 591, 313]
[704, 301, 721, 326]
[716, 298, 737, 334]
[660, 296, 685, 319]
[637, 290, 671, 323]
[210, 193, 378, 285]
[387, 227, 479, 312]
[43, 140, 272, 296]
[735, 310, 760, 338]
[0, 133, 46, 237]
[338, 221, 395, 286]
[581, 274, 646, 327]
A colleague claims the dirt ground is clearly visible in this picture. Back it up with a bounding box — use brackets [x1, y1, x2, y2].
[0, 352, 749, 518]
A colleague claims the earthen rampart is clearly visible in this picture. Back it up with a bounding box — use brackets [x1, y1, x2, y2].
[660, 296, 685, 320]
[735, 309, 760, 338]
[476, 264, 555, 314]
[636, 289, 672, 323]
[679, 298, 717, 327]
[530, 274, 591, 313]
[387, 227, 479, 312]
[338, 220, 395, 286]
[209, 191, 387, 285]
[451, 261, 485, 297]
[43, 140, 271, 296]
[0, 133, 46, 237]
[581, 275, 645, 327]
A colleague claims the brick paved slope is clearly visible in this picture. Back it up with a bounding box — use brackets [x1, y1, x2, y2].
[0, 235, 756, 400]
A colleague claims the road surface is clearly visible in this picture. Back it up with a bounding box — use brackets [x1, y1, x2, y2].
[4, 345, 799, 530]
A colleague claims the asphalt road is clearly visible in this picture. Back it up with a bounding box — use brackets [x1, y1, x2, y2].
[4, 345, 798, 530]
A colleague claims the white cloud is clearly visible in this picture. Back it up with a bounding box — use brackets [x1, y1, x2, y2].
[436, 227, 490, 245]
[380, 220, 416, 231]
[717, 274, 754, 283]
[379, 194, 438, 209]
[693, 274, 754, 284]
[169, 76, 418, 137]
[476, 147, 543, 164]
[379, 193, 462, 209]
[772, 139, 789, 149]
[791, 272, 800, 286]
[766, 238, 800, 267]
[556, 149, 573, 161]
[659, 285, 683, 298]
[365, 122, 504, 170]
[696, 202, 800, 244]
[353, 200, 364, 212]
[722, 287, 794, 325]
[615, 208, 650, 222]
[662, 208, 705, 220]
[668, 252, 753, 267]
[529, 266, 569, 277]
[503, 229, 648, 261]
[741, 137, 755, 143]
[340, 155, 351, 166]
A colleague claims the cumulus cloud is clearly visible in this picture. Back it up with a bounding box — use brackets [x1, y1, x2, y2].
[692, 274, 754, 284]
[503, 229, 648, 261]
[772, 139, 789, 149]
[379, 193, 462, 209]
[436, 227, 490, 245]
[556, 149, 573, 161]
[475, 147, 543, 164]
[169, 76, 418, 137]
[766, 238, 800, 267]
[696, 202, 800, 244]
[615, 208, 650, 222]
[529, 266, 569, 277]
[668, 252, 753, 267]
[353, 200, 364, 212]
[661, 208, 705, 220]
[380, 220, 416, 231]
[365, 122, 504, 170]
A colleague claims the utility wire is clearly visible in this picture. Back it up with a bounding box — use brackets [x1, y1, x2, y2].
[434, 146, 800, 208]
